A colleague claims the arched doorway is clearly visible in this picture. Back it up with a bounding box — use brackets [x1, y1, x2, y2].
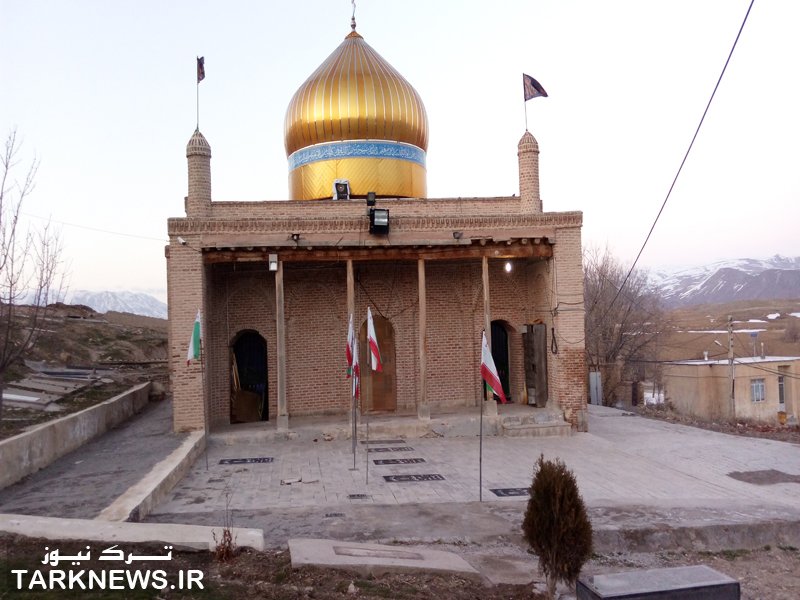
[491, 320, 511, 402]
[231, 330, 268, 423]
[359, 315, 397, 413]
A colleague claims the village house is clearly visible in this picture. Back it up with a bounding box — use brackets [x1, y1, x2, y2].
[663, 356, 799, 423]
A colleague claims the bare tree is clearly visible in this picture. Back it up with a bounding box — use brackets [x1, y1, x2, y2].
[784, 318, 800, 344]
[0, 130, 65, 419]
[584, 246, 663, 405]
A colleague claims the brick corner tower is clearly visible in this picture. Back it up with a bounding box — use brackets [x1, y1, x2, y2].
[185, 128, 212, 217]
[518, 130, 541, 213]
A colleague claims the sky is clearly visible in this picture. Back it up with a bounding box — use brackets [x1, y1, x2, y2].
[1, 0, 798, 301]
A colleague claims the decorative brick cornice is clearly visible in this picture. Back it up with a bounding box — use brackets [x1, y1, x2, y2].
[168, 211, 582, 236]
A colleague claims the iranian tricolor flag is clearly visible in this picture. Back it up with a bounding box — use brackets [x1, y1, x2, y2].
[187, 310, 202, 365]
[345, 313, 354, 378]
[351, 335, 361, 399]
[367, 307, 382, 372]
[480, 330, 507, 403]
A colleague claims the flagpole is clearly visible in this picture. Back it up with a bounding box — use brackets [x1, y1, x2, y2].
[196, 80, 200, 129]
[365, 306, 383, 485]
[479, 392, 483, 502]
[524, 101, 528, 132]
[200, 337, 209, 471]
[349, 328, 363, 472]
[478, 327, 507, 501]
[479, 331, 484, 503]
[352, 385, 357, 470]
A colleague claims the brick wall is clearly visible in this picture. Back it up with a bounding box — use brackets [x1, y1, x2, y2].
[206, 264, 276, 426]
[185, 252, 584, 426]
[166, 242, 207, 431]
[548, 226, 588, 430]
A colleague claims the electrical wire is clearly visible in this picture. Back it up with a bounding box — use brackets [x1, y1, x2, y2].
[732, 358, 800, 381]
[583, 248, 663, 324]
[23, 211, 167, 242]
[603, 0, 755, 317]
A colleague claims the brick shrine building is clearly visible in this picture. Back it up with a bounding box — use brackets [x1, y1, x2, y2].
[166, 25, 588, 433]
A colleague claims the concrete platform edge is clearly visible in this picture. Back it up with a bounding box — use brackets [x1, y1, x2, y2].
[0, 513, 264, 552]
[97, 430, 206, 523]
[0, 383, 151, 490]
[593, 518, 800, 554]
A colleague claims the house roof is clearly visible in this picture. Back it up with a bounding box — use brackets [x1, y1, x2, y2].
[670, 356, 800, 366]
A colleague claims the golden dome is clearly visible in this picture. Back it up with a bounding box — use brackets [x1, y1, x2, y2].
[284, 29, 429, 200]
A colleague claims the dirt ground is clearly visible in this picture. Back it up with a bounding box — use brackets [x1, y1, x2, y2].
[0, 535, 542, 599]
[0, 306, 168, 440]
[0, 380, 137, 441]
[2, 535, 798, 599]
[635, 404, 800, 444]
[583, 545, 800, 600]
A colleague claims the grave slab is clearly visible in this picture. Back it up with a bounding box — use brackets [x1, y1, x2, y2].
[218, 457, 274, 465]
[360, 439, 406, 445]
[577, 565, 740, 599]
[3, 389, 59, 409]
[289, 538, 480, 579]
[490, 488, 529, 497]
[13, 377, 87, 394]
[383, 473, 444, 483]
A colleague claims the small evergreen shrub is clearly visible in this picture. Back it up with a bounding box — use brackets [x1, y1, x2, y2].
[522, 454, 593, 598]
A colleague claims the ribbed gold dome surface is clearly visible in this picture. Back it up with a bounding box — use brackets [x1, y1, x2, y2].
[285, 30, 428, 155]
[284, 29, 428, 200]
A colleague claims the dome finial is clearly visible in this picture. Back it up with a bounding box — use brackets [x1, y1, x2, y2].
[350, 0, 356, 31]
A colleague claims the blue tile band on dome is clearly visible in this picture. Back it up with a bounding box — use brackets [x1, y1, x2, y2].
[288, 140, 426, 171]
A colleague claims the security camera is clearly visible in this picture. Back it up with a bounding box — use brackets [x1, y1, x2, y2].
[177, 237, 187, 246]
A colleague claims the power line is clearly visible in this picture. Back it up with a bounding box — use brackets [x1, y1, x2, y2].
[604, 0, 755, 316]
[22, 212, 167, 242]
[732, 358, 800, 381]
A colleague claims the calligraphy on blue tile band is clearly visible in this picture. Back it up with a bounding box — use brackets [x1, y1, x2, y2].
[288, 140, 427, 171]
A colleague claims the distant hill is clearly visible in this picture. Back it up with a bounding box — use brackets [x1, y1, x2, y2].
[20, 303, 168, 370]
[67, 290, 167, 319]
[651, 255, 800, 307]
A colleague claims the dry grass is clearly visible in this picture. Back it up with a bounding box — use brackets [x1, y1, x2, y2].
[660, 298, 800, 361]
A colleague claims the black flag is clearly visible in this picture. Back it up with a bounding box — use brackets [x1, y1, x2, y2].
[523, 73, 547, 101]
[197, 56, 205, 83]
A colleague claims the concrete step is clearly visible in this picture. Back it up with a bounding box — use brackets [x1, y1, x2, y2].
[501, 420, 572, 437]
[500, 415, 572, 437]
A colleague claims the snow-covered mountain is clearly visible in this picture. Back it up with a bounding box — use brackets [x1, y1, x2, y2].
[650, 255, 800, 307]
[67, 290, 167, 319]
